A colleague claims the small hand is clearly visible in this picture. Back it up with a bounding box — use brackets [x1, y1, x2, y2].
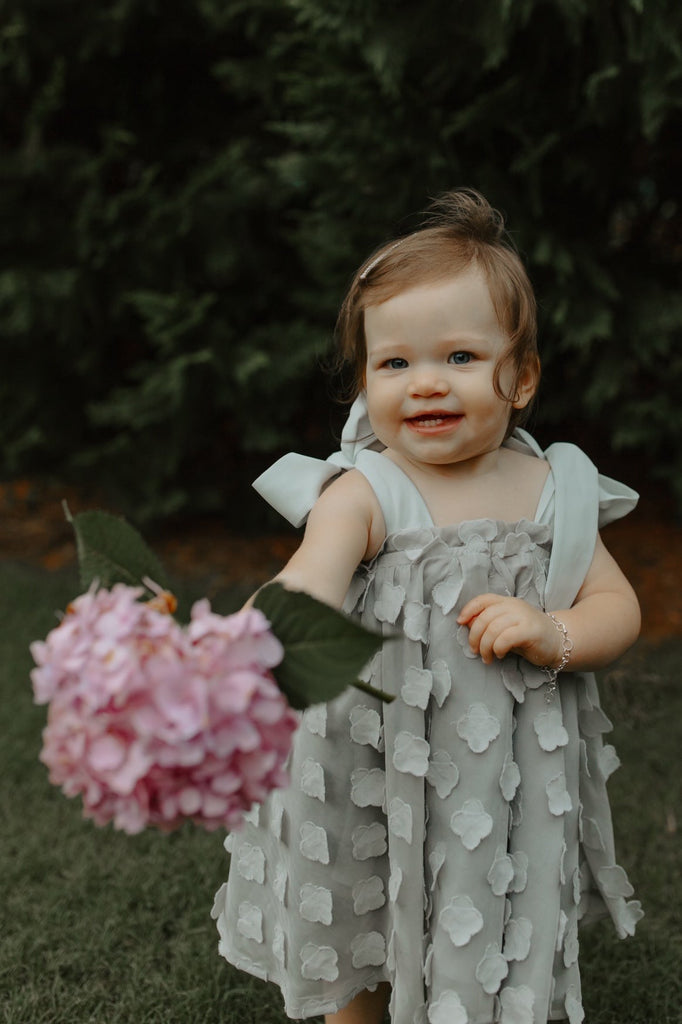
[457, 594, 563, 668]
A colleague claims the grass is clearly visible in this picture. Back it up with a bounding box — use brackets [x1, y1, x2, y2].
[1, 561, 680, 1023]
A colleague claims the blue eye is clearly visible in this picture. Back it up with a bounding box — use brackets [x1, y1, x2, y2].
[385, 357, 408, 369]
[449, 351, 473, 365]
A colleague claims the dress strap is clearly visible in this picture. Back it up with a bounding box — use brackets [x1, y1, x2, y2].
[353, 450, 433, 534]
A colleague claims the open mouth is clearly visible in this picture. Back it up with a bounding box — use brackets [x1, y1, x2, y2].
[407, 412, 462, 430]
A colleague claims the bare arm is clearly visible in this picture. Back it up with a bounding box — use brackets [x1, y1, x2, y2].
[458, 533, 641, 672]
[267, 470, 386, 610]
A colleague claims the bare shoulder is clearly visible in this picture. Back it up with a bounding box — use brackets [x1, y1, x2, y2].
[316, 469, 386, 559]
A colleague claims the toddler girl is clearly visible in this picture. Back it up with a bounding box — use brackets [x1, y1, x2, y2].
[212, 189, 642, 1024]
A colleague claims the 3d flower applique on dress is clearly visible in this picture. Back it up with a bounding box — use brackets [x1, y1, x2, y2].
[440, 895, 484, 947]
[299, 821, 330, 864]
[273, 862, 287, 903]
[498, 983, 535, 1024]
[388, 865, 403, 901]
[503, 917, 533, 962]
[487, 846, 515, 896]
[350, 931, 386, 968]
[350, 767, 386, 807]
[456, 703, 501, 753]
[450, 798, 494, 850]
[373, 581, 406, 625]
[349, 706, 383, 748]
[237, 901, 264, 942]
[388, 796, 413, 842]
[401, 666, 434, 709]
[582, 815, 605, 851]
[564, 986, 586, 1024]
[404, 600, 430, 642]
[352, 876, 386, 915]
[508, 851, 529, 894]
[598, 742, 621, 780]
[272, 923, 286, 967]
[430, 659, 452, 707]
[303, 704, 327, 737]
[300, 758, 325, 801]
[427, 989, 469, 1024]
[501, 663, 526, 702]
[299, 883, 333, 925]
[546, 773, 573, 815]
[432, 575, 464, 615]
[236, 842, 266, 883]
[533, 708, 569, 751]
[300, 943, 339, 982]
[351, 822, 387, 860]
[426, 749, 460, 799]
[456, 623, 479, 660]
[428, 842, 447, 891]
[563, 918, 579, 967]
[392, 731, 431, 776]
[597, 865, 635, 899]
[499, 753, 521, 802]
[578, 704, 613, 737]
[475, 942, 509, 994]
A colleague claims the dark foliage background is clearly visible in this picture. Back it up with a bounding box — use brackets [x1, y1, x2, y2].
[2, 0, 681, 524]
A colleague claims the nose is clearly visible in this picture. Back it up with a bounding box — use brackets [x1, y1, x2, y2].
[407, 365, 449, 397]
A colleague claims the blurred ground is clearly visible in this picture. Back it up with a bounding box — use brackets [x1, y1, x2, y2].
[1, 477, 680, 640]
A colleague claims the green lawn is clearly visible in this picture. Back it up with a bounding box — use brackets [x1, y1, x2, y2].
[1, 561, 680, 1023]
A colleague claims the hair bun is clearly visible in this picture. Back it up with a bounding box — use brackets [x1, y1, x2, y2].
[425, 188, 507, 245]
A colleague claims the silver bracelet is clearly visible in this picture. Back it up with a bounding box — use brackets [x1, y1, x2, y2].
[542, 613, 574, 702]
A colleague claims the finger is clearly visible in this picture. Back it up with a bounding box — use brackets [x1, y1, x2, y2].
[475, 614, 520, 663]
[458, 593, 506, 624]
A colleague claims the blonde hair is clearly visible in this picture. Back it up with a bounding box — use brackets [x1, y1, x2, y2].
[335, 188, 540, 434]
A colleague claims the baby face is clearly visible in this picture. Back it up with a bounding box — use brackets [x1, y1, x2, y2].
[363, 267, 531, 474]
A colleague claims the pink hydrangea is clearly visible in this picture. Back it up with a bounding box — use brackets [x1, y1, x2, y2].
[30, 585, 298, 834]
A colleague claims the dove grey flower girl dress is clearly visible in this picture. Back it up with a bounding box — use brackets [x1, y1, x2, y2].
[212, 423, 642, 1024]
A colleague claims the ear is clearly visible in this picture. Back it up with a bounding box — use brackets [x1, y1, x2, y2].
[512, 356, 540, 410]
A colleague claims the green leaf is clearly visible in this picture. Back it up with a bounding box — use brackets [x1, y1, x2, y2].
[65, 506, 170, 593]
[253, 582, 391, 709]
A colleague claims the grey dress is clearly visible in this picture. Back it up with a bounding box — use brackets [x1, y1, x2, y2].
[213, 443, 642, 1024]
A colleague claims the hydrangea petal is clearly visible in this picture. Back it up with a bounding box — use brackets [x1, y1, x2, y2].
[404, 601, 430, 642]
[487, 846, 515, 896]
